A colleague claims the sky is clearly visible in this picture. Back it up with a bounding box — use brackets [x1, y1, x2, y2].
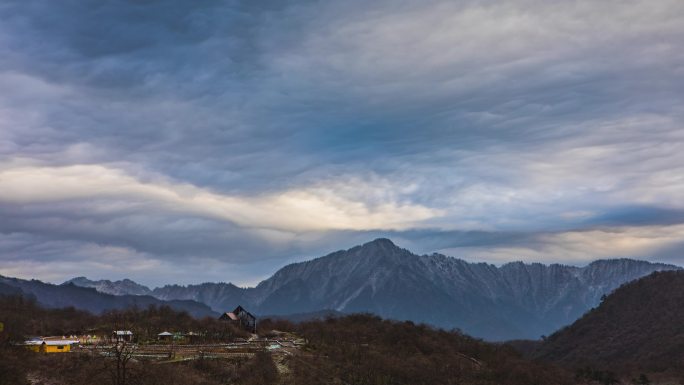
[1, 0, 683, 287]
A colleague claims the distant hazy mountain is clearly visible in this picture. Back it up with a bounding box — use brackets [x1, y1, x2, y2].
[64, 277, 152, 296]
[65, 238, 679, 340]
[0, 275, 217, 318]
[535, 270, 684, 375]
[152, 281, 253, 312]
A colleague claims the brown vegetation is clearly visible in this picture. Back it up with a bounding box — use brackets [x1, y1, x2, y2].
[263, 314, 573, 385]
[0, 295, 255, 385]
[535, 270, 684, 382]
[0, 295, 591, 385]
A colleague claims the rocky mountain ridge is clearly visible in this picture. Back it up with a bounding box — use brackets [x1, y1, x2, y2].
[64, 238, 679, 340]
[65, 276, 153, 296]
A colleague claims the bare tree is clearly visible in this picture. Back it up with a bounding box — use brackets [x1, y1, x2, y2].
[104, 315, 137, 385]
[107, 339, 136, 385]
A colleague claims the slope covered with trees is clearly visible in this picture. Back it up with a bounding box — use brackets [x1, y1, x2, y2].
[276, 314, 573, 385]
[1, 294, 573, 385]
[535, 270, 684, 379]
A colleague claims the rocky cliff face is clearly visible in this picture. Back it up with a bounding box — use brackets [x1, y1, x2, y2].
[239, 239, 676, 339]
[65, 238, 679, 340]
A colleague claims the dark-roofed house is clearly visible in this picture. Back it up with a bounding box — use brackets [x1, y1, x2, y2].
[219, 305, 256, 333]
[112, 330, 133, 343]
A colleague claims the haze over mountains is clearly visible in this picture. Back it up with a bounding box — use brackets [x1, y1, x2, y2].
[61, 239, 678, 340]
[66, 277, 153, 296]
[0, 276, 217, 318]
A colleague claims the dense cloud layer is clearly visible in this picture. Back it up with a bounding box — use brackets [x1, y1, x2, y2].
[1, 0, 683, 286]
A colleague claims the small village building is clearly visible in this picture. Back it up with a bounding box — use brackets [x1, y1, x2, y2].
[219, 305, 257, 333]
[185, 331, 201, 344]
[24, 337, 79, 353]
[112, 330, 133, 343]
[81, 334, 100, 344]
[157, 331, 173, 341]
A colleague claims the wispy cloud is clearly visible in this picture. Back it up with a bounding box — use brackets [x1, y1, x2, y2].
[0, 0, 683, 285]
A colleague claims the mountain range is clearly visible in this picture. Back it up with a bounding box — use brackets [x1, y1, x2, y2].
[0, 276, 217, 318]
[59, 238, 679, 340]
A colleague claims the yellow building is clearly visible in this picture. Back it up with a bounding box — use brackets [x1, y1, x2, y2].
[25, 338, 78, 353]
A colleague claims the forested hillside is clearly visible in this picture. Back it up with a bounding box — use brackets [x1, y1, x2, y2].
[535, 270, 684, 380]
[0, 295, 573, 385]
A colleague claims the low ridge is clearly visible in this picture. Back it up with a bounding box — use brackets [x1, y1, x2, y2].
[1, 275, 216, 318]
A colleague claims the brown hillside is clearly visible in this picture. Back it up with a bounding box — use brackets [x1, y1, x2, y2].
[274, 314, 573, 385]
[535, 270, 684, 375]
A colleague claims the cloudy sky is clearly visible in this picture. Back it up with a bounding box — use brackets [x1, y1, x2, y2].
[1, 0, 683, 287]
